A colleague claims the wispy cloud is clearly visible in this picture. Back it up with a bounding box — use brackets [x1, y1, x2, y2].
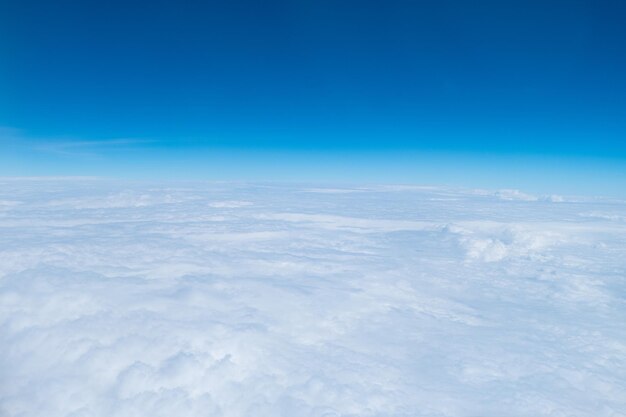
[0, 126, 156, 157]
[34, 138, 155, 157]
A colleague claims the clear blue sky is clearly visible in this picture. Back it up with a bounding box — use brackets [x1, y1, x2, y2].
[1, 0, 625, 195]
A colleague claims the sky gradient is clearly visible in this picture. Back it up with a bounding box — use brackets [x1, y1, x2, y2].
[1, 0, 625, 195]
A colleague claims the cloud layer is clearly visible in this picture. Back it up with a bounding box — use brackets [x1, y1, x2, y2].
[1, 180, 625, 416]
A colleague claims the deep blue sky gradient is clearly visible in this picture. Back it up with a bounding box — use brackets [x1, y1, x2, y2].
[1, 0, 625, 194]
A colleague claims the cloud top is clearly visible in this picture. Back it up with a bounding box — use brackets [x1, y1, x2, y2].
[1, 180, 625, 416]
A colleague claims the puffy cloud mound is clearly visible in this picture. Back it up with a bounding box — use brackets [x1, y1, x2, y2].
[1, 179, 625, 417]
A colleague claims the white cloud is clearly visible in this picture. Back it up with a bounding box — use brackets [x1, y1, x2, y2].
[0, 180, 625, 416]
[494, 189, 538, 201]
[208, 200, 253, 208]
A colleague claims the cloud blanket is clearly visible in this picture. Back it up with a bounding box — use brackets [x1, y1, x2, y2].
[1, 179, 625, 416]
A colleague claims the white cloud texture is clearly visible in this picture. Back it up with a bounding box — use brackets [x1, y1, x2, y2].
[1, 179, 625, 417]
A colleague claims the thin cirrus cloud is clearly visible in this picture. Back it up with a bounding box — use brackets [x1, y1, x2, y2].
[1, 126, 155, 157]
[33, 138, 156, 157]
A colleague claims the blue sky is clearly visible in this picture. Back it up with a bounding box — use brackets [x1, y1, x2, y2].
[1, 0, 626, 195]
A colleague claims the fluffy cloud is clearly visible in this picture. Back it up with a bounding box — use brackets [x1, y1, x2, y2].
[1, 179, 625, 416]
